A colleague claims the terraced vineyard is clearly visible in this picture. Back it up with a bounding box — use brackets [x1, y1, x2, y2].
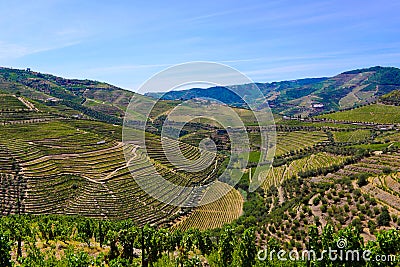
[332, 129, 372, 143]
[0, 95, 61, 125]
[0, 119, 223, 225]
[317, 103, 400, 124]
[262, 152, 350, 190]
[275, 131, 328, 156]
[0, 95, 229, 226]
[376, 130, 400, 143]
[173, 181, 243, 231]
[0, 95, 27, 110]
[366, 172, 400, 211]
[2, 67, 400, 267]
[145, 135, 224, 185]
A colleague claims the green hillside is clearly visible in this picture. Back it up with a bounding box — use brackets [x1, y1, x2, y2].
[380, 89, 400, 105]
[0, 67, 146, 124]
[1, 67, 400, 266]
[317, 103, 400, 124]
[147, 66, 400, 117]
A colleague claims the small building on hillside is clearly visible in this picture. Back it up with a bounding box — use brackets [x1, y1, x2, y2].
[312, 103, 324, 109]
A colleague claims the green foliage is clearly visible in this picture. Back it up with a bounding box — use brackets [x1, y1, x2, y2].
[317, 104, 400, 124]
[376, 229, 400, 254]
[380, 89, 400, 105]
[333, 130, 371, 143]
[60, 100, 123, 125]
[235, 228, 257, 267]
[218, 226, 236, 267]
[0, 214, 398, 266]
[0, 230, 12, 267]
[377, 207, 391, 226]
[356, 173, 369, 187]
[368, 67, 400, 86]
[64, 249, 92, 267]
[382, 167, 393, 174]
[78, 219, 94, 247]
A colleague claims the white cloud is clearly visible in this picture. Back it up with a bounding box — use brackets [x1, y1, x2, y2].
[0, 40, 80, 60]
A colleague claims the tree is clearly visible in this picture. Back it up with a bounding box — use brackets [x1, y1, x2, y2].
[350, 217, 363, 233]
[196, 230, 214, 256]
[357, 173, 369, 187]
[176, 229, 197, 267]
[98, 220, 104, 248]
[382, 167, 392, 174]
[141, 225, 164, 266]
[5, 215, 30, 260]
[377, 207, 391, 226]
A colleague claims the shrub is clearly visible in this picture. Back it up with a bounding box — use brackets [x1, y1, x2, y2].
[357, 173, 369, 187]
[320, 204, 327, 213]
[377, 207, 391, 226]
[382, 167, 392, 174]
[312, 196, 320, 206]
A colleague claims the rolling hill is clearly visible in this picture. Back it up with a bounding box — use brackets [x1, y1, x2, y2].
[1, 66, 400, 266]
[146, 66, 400, 116]
[380, 89, 400, 106]
[2, 66, 400, 121]
[0, 95, 227, 227]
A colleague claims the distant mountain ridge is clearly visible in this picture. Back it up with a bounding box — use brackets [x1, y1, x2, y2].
[146, 66, 400, 116]
[1, 66, 400, 118]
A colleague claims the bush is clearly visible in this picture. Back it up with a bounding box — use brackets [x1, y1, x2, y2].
[320, 204, 328, 213]
[368, 220, 377, 233]
[65, 251, 91, 267]
[312, 196, 320, 206]
[377, 207, 391, 226]
[357, 173, 369, 187]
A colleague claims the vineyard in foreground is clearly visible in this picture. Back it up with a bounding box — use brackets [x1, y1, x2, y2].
[0, 214, 398, 267]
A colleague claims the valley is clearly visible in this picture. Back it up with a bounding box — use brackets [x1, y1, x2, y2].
[0, 66, 399, 266]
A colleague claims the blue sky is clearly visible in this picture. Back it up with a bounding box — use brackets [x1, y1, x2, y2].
[1, 0, 400, 92]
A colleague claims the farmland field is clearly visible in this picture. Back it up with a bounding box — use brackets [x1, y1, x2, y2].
[0, 95, 27, 110]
